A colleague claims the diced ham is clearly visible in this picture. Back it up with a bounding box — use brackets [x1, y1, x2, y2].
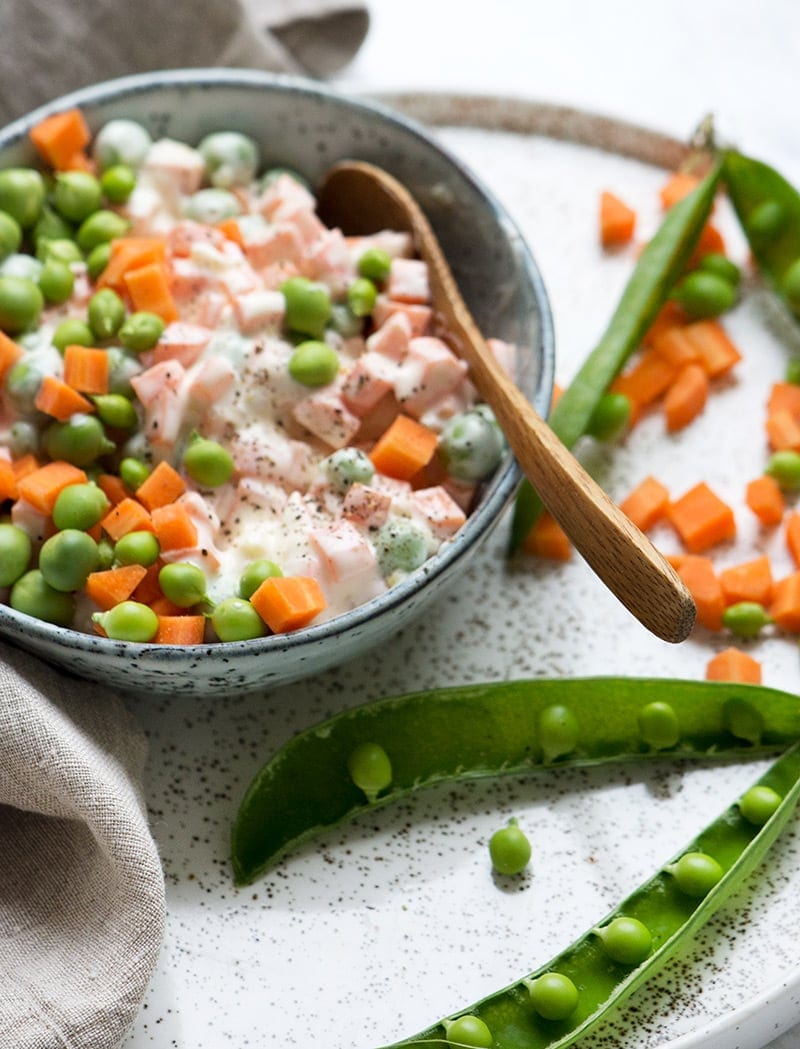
[342, 483, 391, 530]
[10, 498, 49, 543]
[301, 228, 354, 293]
[488, 337, 518, 380]
[365, 310, 412, 361]
[229, 426, 315, 491]
[233, 477, 289, 514]
[230, 288, 285, 334]
[293, 390, 361, 450]
[394, 336, 468, 417]
[410, 485, 467, 540]
[169, 256, 213, 303]
[347, 230, 414, 264]
[187, 356, 236, 405]
[260, 260, 301, 290]
[242, 223, 304, 270]
[340, 352, 398, 416]
[168, 220, 228, 257]
[372, 296, 432, 336]
[142, 139, 205, 196]
[309, 521, 378, 582]
[145, 383, 189, 448]
[418, 385, 474, 431]
[151, 323, 213, 367]
[130, 359, 187, 408]
[387, 258, 430, 304]
[197, 291, 229, 328]
[257, 174, 316, 220]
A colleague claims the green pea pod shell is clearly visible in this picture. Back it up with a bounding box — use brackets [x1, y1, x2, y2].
[379, 742, 800, 1049]
[231, 676, 799, 885]
[509, 160, 722, 553]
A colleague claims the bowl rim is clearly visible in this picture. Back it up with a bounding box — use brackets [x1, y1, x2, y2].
[0, 67, 555, 663]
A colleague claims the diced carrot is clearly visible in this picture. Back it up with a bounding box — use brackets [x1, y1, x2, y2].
[16, 461, 87, 514]
[659, 171, 700, 210]
[370, 414, 439, 480]
[100, 497, 154, 541]
[155, 615, 207, 645]
[767, 381, 800, 418]
[719, 554, 773, 607]
[521, 511, 572, 560]
[97, 472, 130, 506]
[705, 647, 762, 684]
[619, 475, 670, 532]
[216, 217, 245, 246]
[0, 458, 17, 501]
[643, 301, 689, 346]
[686, 223, 726, 270]
[785, 511, 800, 567]
[29, 107, 90, 170]
[34, 375, 94, 421]
[132, 562, 164, 606]
[135, 459, 186, 511]
[550, 383, 564, 410]
[124, 262, 179, 323]
[85, 564, 148, 611]
[610, 346, 678, 413]
[770, 572, 800, 631]
[98, 237, 167, 292]
[668, 482, 736, 553]
[650, 326, 699, 369]
[62, 150, 95, 174]
[674, 555, 725, 631]
[12, 453, 40, 480]
[149, 595, 186, 617]
[765, 409, 800, 452]
[683, 321, 742, 378]
[0, 330, 23, 386]
[599, 191, 636, 248]
[663, 363, 709, 432]
[150, 502, 198, 551]
[745, 475, 784, 526]
[63, 344, 109, 395]
[250, 575, 327, 633]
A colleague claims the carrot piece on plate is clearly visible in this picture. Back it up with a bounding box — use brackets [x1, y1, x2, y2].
[663, 363, 709, 432]
[619, 476, 670, 532]
[599, 191, 636, 247]
[719, 554, 773, 607]
[674, 555, 725, 631]
[745, 475, 785, 526]
[705, 647, 762, 684]
[521, 511, 572, 560]
[667, 481, 736, 553]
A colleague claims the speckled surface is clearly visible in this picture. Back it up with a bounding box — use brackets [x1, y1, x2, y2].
[122, 110, 800, 1048]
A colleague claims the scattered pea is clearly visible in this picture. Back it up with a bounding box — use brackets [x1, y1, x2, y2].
[10, 569, 74, 625]
[0, 275, 44, 333]
[100, 164, 136, 204]
[39, 529, 100, 591]
[722, 601, 771, 639]
[8, 420, 38, 457]
[524, 972, 579, 1022]
[97, 537, 115, 570]
[538, 703, 579, 762]
[86, 242, 112, 281]
[747, 199, 785, 244]
[239, 559, 282, 600]
[43, 415, 115, 466]
[52, 483, 110, 531]
[347, 276, 378, 318]
[288, 340, 339, 386]
[119, 456, 151, 491]
[53, 171, 102, 223]
[88, 287, 126, 339]
[488, 817, 531, 875]
[92, 600, 158, 642]
[347, 741, 392, 802]
[586, 391, 631, 442]
[672, 269, 737, 319]
[442, 1015, 492, 1048]
[438, 408, 504, 481]
[739, 784, 782, 826]
[114, 530, 160, 567]
[0, 210, 22, 260]
[375, 519, 429, 576]
[92, 119, 152, 171]
[93, 392, 138, 430]
[357, 246, 392, 283]
[0, 252, 43, 282]
[595, 915, 652, 966]
[105, 345, 142, 397]
[0, 168, 46, 228]
[158, 562, 207, 608]
[667, 851, 724, 898]
[76, 209, 130, 252]
[765, 449, 800, 490]
[118, 311, 165, 353]
[38, 258, 75, 305]
[0, 522, 32, 586]
[281, 275, 332, 338]
[182, 433, 234, 487]
[638, 700, 680, 750]
[52, 317, 94, 352]
[211, 597, 266, 642]
[323, 447, 374, 493]
[698, 252, 741, 288]
[37, 237, 83, 266]
[32, 207, 73, 251]
[723, 696, 764, 745]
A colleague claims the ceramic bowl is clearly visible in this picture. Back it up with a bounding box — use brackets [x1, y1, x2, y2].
[0, 69, 554, 698]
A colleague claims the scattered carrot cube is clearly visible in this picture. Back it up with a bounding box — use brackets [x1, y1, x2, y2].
[745, 475, 785, 526]
[650, 326, 699, 369]
[0, 458, 18, 502]
[767, 381, 800, 418]
[686, 223, 726, 270]
[683, 321, 742, 378]
[765, 409, 800, 452]
[659, 171, 700, 210]
[663, 363, 709, 432]
[668, 482, 736, 553]
[785, 511, 800, 567]
[674, 555, 725, 631]
[521, 512, 572, 560]
[599, 191, 636, 247]
[610, 346, 678, 414]
[770, 572, 800, 631]
[250, 575, 327, 633]
[619, 476, 670, 532]
[705, 647, 762, 684]
[719, 555, 773, 607]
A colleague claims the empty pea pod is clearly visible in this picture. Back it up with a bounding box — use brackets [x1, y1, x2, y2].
[231, 676, 800, 884]
[378, 742, 800, 1049]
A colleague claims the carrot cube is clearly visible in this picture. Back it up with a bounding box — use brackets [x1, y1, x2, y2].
[659, 172, 700, 210]
[85, 564, 148, 611]
[124, 262, 179, 323]
[0, 458, 18, 502]
[0, 330, 23, 386]
[770, 572, 800, 631]
[745, 475, 785, 527]
[155, 615, 207, 645]
[765, 410, 800, 452]
[34, 375, 94, 421]
[668, 482, 736, 553]
[767, 381, 800, 418]
[599, 191, 636, 247]
[674, 555, 725, 631]
[29, 107, 91, 169]
[611, 346, 678, 413]
[250, 575, 327, 633]
[705, 647, 762, 684]
[63, 344, 109, 395]
[619, 476, 670, 532]
[370, 414, 439, 481]
[135, 460, 186, 511]
[16, 461, 87, 514]
[683, 321, 742, 378]
[521, 512, 572, 560]
[150, 502, 197, 551]
[719, 555, 773, 607]
[100, 497, 154, 541]
[663, 363, 709, 432]
[785, 511, 800, 567]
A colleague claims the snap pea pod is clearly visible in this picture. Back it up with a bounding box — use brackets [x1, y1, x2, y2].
[723, 149, 800, 316]
[231, 676, 800, 885]
[379, 742, 800, 1049]
[509, 161, 722, 553]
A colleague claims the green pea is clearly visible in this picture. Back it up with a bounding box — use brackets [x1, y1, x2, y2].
[31, 207, 73, 251]
[765, 449, 800, 490]
[288, 340, 339, 386]
[105, 346, 142, 396]
[438, 409, 505, 481]
[375, 519, 429, 576]
[92, 600, 158, 642]
[53, 171, 103, 224]
[357, 246, 392, 283]
[443, 1016, 492, 1048]
[92, 393, 137, 430]
[323, 447, 374, 494]
[114, 530, 160, 567]
[281, 276, 332, 338]
[0, 210, 22, 261]
[723, 696, 764, 745]
[39, 529, 100, 591]
[158, 562, 207, 608]
[0, 522, 32, 586]
[722, 601, 771, 639]
[5, 360, 43, 413]
[347, 741, 392, 802]
[586, 391, 631, 442]
[256, 166, 309, 192]
[329, 303, 363, 338]
[52, 483, 110, 531]
[88, 288, 126, 340]
[0, 276, 44, 333]
[86, 242, 112, 282]
[785, 358, 800, 386]
[76, 209, 129, 252]
[524, 972, 579, 1022]
[97, 536, 116, 570]
[184, 188, 241, 224]
[0, 253, 43, 282]
[488, 817, 531, 875]
[8, 420, 38, 457]
[739, 784, 782, 826]
[672, 270, 737, 320]
[538, 703, 579, 762]
[52, 317, 94, 353]
[182, 433, 234, 487]
[698, 252, 741, 288]
[100, 164, 136, 204]
[197, 131, 259, 188]
[239, 559, 282, 600]
[211, 597, 266, 642]
[595, 915, 652, 966]
[638, 700, 680, 750]
[37, 237, 83, 266]
[347, 277, 378, 318]
[118, 310, 165, 353]
[0, 168, 46, 228]
[44, 415, 115, 467]
[667, 852, 724, 898]
[781, 258, 800, 313]
[10, 569, 74, 625]
[119, 456, 150, 491]
[747, 199, 785, 244]
[38, 259, 75, 305]
[92, 119, 152, 171]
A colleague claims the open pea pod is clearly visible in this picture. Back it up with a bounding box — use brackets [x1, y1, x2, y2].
[231, 676, 800, 885]
[379, 742, 800, 1049]
[723, 149, 800, 316]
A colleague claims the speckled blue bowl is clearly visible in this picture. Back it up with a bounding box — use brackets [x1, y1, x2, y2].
[0, 69, 554, 697]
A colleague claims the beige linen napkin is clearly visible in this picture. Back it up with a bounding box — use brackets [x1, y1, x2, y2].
[0, 2, 368, 1047]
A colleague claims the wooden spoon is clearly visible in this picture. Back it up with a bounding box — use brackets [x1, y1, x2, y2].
[317, 160, 696, 643]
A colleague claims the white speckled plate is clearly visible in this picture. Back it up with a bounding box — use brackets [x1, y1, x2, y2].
[122, 96, 800, 1049]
